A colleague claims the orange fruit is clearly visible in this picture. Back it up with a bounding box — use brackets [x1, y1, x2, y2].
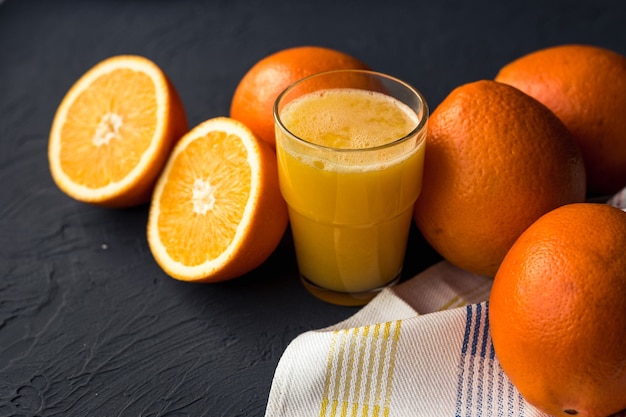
[230, 45, 370, 148]
[147, 117, 288, 282]
[489, 203, 626, 417]
[495, 44, 626, 195]
[48, 55, 187, 207]
[413, 80, 586, 277]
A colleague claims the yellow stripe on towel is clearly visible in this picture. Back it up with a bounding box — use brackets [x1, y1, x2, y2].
[319, 321, 402, 417]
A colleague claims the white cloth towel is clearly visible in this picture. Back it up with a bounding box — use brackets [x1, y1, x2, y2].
[265, 188, 626, 417]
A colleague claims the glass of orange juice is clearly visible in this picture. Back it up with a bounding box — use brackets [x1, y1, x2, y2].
[274, 70, 428, 306]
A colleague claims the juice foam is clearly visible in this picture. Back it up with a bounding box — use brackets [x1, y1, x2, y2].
[280, 88, 419, 168]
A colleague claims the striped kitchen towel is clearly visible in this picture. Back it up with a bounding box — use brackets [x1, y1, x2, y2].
[265, 188, 626, 417]
[264, 264, 536, 417]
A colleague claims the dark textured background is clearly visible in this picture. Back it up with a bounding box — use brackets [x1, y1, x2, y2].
[1, 0, 625, 416]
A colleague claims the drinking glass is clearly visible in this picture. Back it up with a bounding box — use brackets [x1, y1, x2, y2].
[274, 70, 428, 306]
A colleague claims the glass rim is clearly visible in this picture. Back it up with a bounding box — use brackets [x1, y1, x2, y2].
[273, 69, 429, 153]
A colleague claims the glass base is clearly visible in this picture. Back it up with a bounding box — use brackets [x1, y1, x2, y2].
[300, 273, 401, 307]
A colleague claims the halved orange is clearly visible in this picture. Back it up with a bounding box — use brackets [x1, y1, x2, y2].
[48, 55, 187, 207]
[147, 117, 289, 282]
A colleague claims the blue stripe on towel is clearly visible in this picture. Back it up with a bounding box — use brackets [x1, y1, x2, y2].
[455, 302, 525, 417]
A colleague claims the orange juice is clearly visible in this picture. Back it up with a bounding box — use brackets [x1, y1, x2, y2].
[275, 86, 426, 304]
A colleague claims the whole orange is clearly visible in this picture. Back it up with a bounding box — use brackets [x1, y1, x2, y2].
[489, 203, 626, 417]
[413, 80, 586, 277]
[230, 46, 370, 148]
[495, 44, 626, 195]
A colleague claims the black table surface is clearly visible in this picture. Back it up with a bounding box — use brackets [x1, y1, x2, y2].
[2, 1, 625, 415]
